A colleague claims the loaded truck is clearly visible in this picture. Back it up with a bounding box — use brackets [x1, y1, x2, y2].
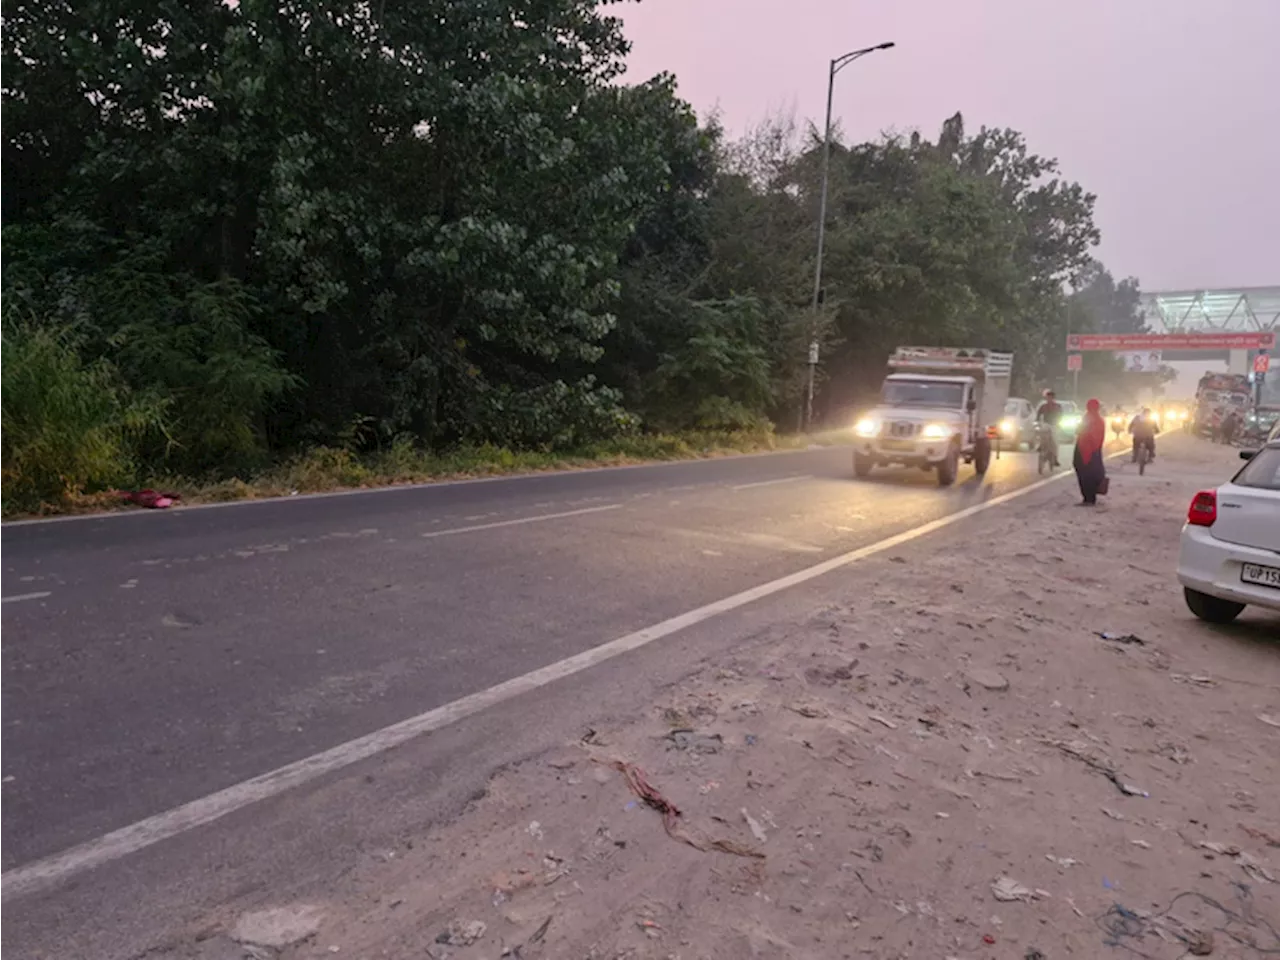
[853, 346, 1013, 486]
[1193, 373, 1251, 438]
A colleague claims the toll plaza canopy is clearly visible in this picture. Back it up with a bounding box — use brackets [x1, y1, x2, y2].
[1140, 287, 1280, 333]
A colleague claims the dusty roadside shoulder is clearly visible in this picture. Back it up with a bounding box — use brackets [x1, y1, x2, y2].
[123, 441, 1280, 958]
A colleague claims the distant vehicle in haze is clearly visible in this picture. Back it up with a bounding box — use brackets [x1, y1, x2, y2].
[999, 397, 1036, 449]
[1055, 401, 1082, 443]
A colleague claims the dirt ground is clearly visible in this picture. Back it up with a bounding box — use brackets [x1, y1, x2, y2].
[217, 439, 1280, 960]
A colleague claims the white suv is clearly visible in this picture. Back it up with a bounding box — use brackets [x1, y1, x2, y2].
[1177, 440, 1280, 623]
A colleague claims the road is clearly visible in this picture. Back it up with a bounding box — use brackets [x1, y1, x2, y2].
[2, 443, 1060, 874]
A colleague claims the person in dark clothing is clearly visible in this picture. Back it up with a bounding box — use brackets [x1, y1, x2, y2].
[1220, 409, 1241, 445]
[1128, 407, 1160, 461]
[1073, 398, 1108, 505]
[1035, 389, 1063, 468]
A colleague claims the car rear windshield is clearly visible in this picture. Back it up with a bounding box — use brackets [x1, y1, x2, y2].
[1234, 447, 1280, 490]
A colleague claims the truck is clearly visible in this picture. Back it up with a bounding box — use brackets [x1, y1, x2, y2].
[853, 346, 1014, 486]
[1192, 373, 1252, 438]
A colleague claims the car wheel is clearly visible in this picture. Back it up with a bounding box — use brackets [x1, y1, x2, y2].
[1183, 588, 1245, 624]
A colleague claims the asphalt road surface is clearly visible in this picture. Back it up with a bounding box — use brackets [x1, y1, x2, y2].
[2, 443, 1064, 871]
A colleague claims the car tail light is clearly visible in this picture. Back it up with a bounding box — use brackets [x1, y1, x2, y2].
[1187, 490, 1217, 526]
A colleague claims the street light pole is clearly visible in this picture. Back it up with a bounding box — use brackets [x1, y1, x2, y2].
[805, 41, 895, 432]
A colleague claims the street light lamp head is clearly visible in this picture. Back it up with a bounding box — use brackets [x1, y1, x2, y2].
[875, 41, 896, 50]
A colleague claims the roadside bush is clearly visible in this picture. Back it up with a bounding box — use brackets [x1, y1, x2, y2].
[1, 322, 166, 513]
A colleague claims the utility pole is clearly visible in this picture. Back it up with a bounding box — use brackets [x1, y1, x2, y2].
[804, 40, 895, 432]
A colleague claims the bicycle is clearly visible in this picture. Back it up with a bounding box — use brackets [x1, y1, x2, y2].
[1036, 426, 1057, 475]
[1136, 441, 1151, 475]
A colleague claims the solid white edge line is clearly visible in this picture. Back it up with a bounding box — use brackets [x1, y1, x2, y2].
[1, 451, 1121, 901]
[2, 443, 850, 528]
[731, 474, 813, 491]
[1, 592, 53, 604]
[421, 504, 620, 537]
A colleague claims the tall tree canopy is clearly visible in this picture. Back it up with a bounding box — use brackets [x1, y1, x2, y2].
[3, 2, 1138, 509]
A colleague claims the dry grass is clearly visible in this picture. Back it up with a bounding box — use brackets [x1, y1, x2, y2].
[6, 428, 847, 520]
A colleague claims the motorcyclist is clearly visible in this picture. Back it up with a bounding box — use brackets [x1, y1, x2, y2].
[1035, 389, 1062, 467]
[1128, 407, 1160, 461]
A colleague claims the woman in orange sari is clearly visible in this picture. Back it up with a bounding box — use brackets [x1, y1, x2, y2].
[1073, 398, 1108, 505]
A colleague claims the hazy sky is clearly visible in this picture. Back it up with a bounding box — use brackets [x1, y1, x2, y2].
[620, 0, 1279, 293]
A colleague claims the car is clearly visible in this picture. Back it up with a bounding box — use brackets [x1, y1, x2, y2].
[999, 397, 1037, 449]
[1176, 438, 1280, 623]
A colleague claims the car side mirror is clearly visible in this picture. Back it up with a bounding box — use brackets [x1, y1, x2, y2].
[1239, 450, 1256, 461]
[966, 399, 977, 412]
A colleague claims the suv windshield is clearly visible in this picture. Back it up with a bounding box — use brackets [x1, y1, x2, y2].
[882, 381, 965, 409]
[1234, 446, 1280, 491]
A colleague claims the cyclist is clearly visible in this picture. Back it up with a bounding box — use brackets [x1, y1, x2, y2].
[1035, 389, 1062, 468]
[1128, 407, 1159, 462]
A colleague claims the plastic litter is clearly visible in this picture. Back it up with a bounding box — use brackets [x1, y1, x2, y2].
[119, 489, 182, 510]
[741, 809, 768, 844]
[991, 876, 1038, 902]
[1096, 630, 1144, 645]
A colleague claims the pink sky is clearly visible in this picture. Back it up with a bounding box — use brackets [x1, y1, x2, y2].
[620, 0, 1279, 292]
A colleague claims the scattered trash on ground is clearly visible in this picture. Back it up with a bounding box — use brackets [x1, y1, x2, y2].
[741, 809, 769, 844]
[664, 729, 723, 753]
[436, 920, 486, 947]
[1096, 630, 1145, 645]
[119, 489, 182, 510]
[991, 876, 1040, 902]
[606, 759, 764, 859]
[1258, 714, 1280, 729]
[1096, 888, 1280, 957]
[1042, 738, 1148, 797]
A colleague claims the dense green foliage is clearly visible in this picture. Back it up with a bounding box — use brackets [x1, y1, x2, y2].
[2, 1, 1142, 511]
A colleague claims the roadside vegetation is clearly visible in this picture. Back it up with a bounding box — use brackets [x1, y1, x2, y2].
[1, 1, 1165, 517]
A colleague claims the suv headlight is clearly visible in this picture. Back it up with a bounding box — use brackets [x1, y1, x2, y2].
[922, 423, 949, 439]
[999, 418, 1016, 437]
[855, 418, 879, 438]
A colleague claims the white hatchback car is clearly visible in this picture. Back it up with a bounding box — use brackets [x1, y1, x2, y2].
[1177, 439, 1280, 623]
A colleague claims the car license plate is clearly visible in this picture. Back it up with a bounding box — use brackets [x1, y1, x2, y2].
[1241, 563, 1280, 589]
[880, 439, 913, 451]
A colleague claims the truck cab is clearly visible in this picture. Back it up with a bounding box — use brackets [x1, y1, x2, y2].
[853, 347, 1013, 486]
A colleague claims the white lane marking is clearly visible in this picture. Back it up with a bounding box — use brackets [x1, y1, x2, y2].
[4, 446, 850, 527]
[421, 504, 620, 538]
[1, 462, 1083, 902]
[2, 592, 52, 605]
[731, 474, 812, 491]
